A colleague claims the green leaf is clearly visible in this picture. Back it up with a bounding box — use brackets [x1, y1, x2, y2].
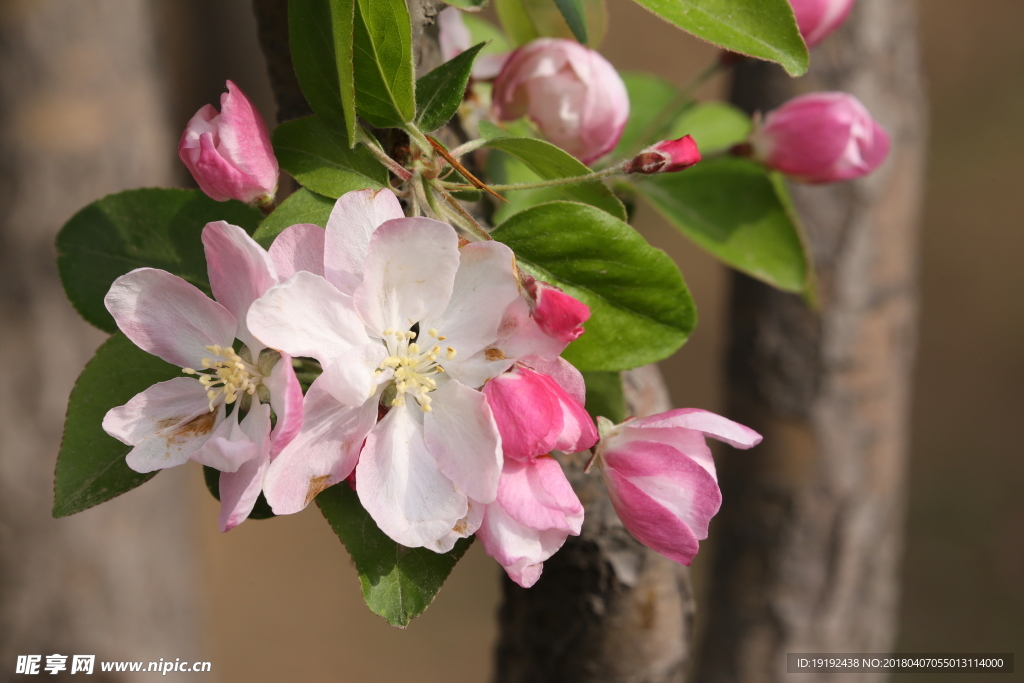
[289, 0, 357, 143]
[56, 189, 263, 333]
[492, 202, 696, 371]
[415, 43, 486, 132]
[352, 0, 416, 128]
[484, 137, 628, 221]
[611, 72, 679, 160]
[582, 371, 628, 423]
[273, 116, 388, 198]
[202, 465, 276, 520]
[668, 101, 751, 154]
[554, 0, 589, 43]
[252, 189, 334, 249]
[53, 334, 180, 517]
[629, 0, 808, 76]
[634, 156, 808, 292]
[316, 483, 471, 627]
[496, 0, 607, 47]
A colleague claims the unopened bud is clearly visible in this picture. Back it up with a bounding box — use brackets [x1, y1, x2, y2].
[624, 135, 701, 175]
[789, 0, 856, 49]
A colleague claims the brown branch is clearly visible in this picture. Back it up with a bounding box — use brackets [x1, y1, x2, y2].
[695, 1, 928, 680]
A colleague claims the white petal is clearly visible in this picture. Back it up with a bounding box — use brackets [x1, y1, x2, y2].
[203, 221, 279, 353]
[190, 409, 257, 473]
[247, 271, 369, 366]
[318, 343, 390, 406]
[324, 189, 404, 295]
[262, 377, 378, 515]
[423, 380, 502, 503]
[267, 223, 326, 280]
[477, 502, 569, 588]
[103, 378, 223, 473]
[353, 218, 460, 334]
[356, 404, 468, 547]
[217, 402, 273, 531]
[422, 498, 484, 553]
[105, 268, 237, 369]
[421, 241, 521, 361]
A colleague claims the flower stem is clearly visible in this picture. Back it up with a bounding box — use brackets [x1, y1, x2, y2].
[356, 127, 412, 180]
[441, 164, 626, 193]
[433, 183, 492, 241]
[404, 122, 434, 155]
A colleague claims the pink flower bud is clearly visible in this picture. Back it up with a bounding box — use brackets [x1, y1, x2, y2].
[751, 91, 889, 184]
[789, 0, 856, 48]
[596, 409, 761, 565]
[524, 278, 590, 343]
[492, 38, 629, 165]
[624, 135, 702, 175]
[179, 81, 279, 205]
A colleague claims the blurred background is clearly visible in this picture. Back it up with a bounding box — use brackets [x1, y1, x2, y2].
[0, 0, 1020, 680]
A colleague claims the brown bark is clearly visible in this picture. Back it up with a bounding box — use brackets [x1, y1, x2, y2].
[495, 366, 694, 683]
[696, 1, 927, 681]
[0, 0, 199, 673]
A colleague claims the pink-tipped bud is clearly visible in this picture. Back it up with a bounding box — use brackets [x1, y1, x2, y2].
[750, 91, 889, 184]
[789, 0, 856, 48]
[524, 278, 590, 343]
[624, 135, 702, 175]
[492, 38, 629, 165]
[178, 81, 279, 206]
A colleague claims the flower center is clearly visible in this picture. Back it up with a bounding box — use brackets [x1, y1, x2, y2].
[183, 344, 263, 412]
[378, 328, 456, 413]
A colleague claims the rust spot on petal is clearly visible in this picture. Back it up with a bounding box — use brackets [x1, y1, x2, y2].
[174, 411, 218, 438]
[452, 519, 468, 535]
[485, 347, 507, 361]
[155, 417, 179, 430]
[305, 475, 333, 506]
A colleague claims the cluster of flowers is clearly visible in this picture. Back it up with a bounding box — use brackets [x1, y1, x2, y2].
[102, 187, 761, 586]
[437, 0, 885, 184]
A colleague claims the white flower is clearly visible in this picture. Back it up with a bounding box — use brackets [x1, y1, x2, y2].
[248, 189, 522, 548]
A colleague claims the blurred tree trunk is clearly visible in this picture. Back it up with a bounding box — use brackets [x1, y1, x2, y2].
[697, 1, 926, 681]
[0, 0, 199, 673]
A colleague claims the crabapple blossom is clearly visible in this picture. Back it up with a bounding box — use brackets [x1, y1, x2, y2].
[178, 80, 279, 206]
[750, 91, 889, 183]
[437, 7, 510, 81]
[624, 135, 702, 175]
[789, 0, 856, 48]
[247, 189, 522, 549]
[102, 221, 304, 531]
[492, 38, 629, 164]
[594, 410, 762, 565]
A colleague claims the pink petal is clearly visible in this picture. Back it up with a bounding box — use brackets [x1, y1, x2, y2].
[193, 131, 269, 204]
[262, 376, 378, 515]
[324, 189, 404, 295]
[423, 379, 503, 503]
[267, 223, 325, 280]
[531, 282, 590, 344]
[203, 220, 278, 353]
[483, 369, 562, 461]
[218, 402, 273, 532]
[263, 352, 304, 456]
[477, 501, 573, 588]
[601, 438, 722, 563]
[521, 355, 586, 406]
[105, 268, 237, 369]
[628, 408, 763, 449]
[437, 6, 471, 62]
[103, 378, 222, 473]
[353, 218, 460, 334]
[356, 404, 468, 548]
[496, 456, 582, 534]
[247, 271, 369, 366]
[217, 80, 279, 194]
